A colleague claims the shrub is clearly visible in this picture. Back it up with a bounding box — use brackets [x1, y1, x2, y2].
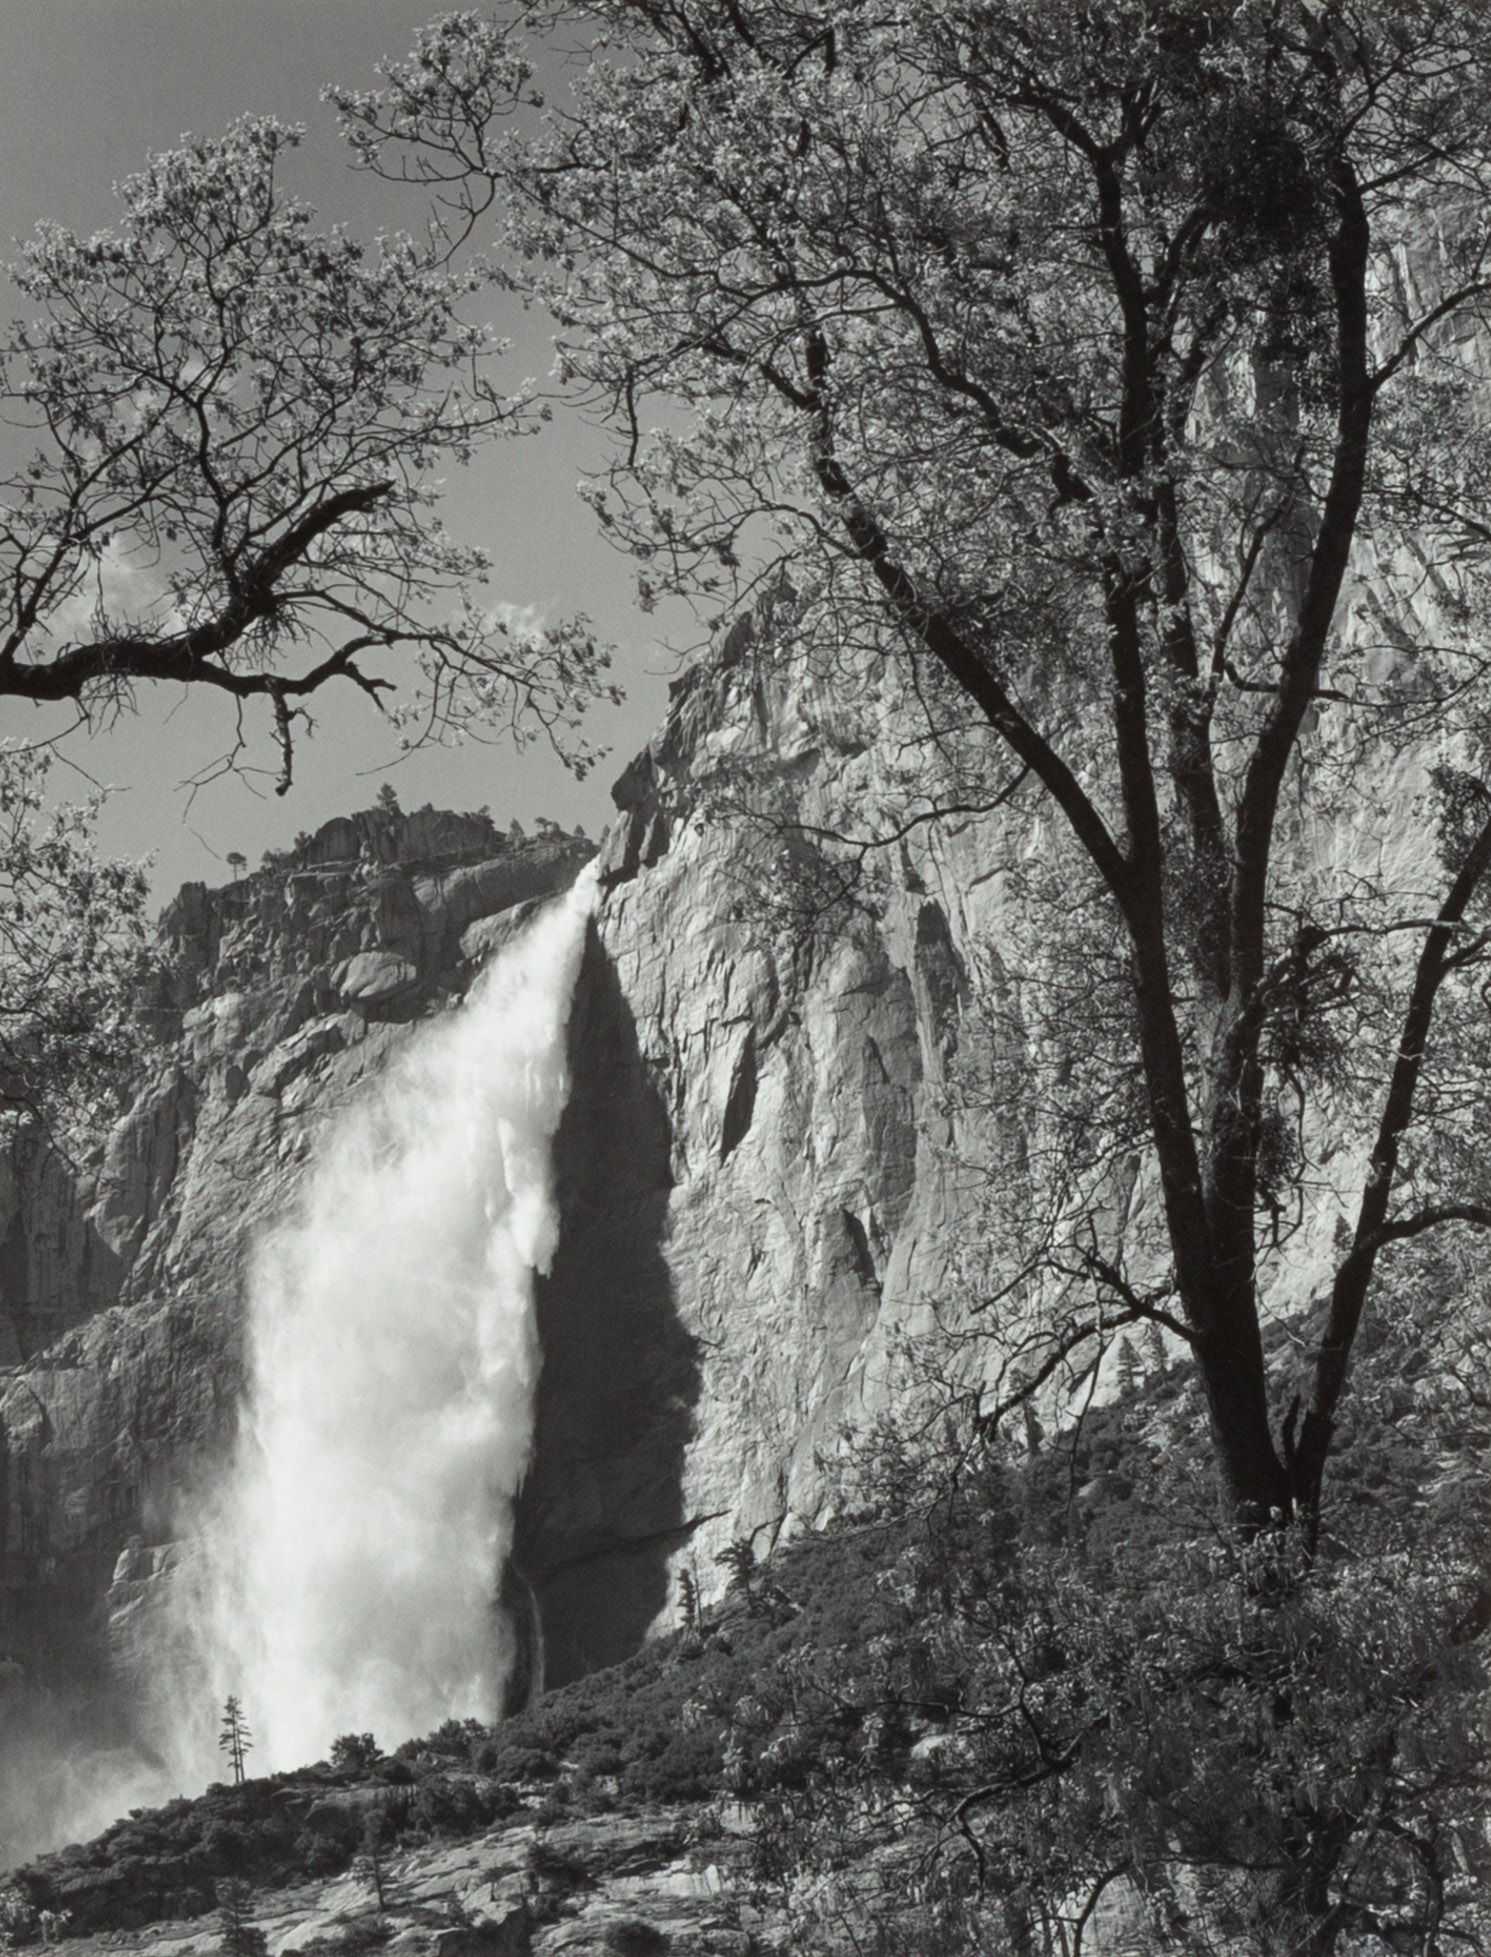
[725, 1376, 1491, 1957]
[426, 1718, 491, 1764]
[215, 1880, 267, 1957]
[618, 1729, 722, 1806]
[602, 1922, 670, 1957]
[0, 1884, 38, 1945]
[493, 1745, 559, 1782]
[328, 1735, 382, 1777]
[407, 1776, 509, 1837]
[291, 1832, 347, 1881]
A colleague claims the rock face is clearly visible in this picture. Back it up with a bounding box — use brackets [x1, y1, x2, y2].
[519, 610, 999, 1679]
[0, 600, 1118, 1776]
[1, 612, 998, 1771]
[0, 583, 1388, 1813]
[0, 806, 596, 1800]
[516, 556, 1452, 1673]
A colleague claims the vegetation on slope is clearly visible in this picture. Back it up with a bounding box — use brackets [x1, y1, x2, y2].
[7, 1279, 1487, 1954]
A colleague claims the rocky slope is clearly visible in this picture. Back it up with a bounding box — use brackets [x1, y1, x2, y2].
[18, 1799, 773, 1957]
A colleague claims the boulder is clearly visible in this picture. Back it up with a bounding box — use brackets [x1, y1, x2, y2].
[433, 1908, 532, 1957]
[334, 951, 420, 1007]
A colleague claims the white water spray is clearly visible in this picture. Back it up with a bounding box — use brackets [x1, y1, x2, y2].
[183, 868, 595, 1772]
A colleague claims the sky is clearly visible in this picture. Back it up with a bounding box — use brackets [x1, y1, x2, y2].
[0, 1, 685, 899]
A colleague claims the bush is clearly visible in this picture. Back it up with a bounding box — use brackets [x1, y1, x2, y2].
[426, 1718, 491, 1764]
[723, 1373, 1491, 1957]
[0, 1884, 38, 1945]
[618, 1729, 721, 1806]
[328, 1735, 382, 1777]
[291, 1832, 348, 1881]
[407, 1775, 509, 1837]
[602, 1922, 670, 1956]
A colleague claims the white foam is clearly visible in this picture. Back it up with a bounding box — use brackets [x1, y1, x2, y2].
[181, 866, 595, 1771]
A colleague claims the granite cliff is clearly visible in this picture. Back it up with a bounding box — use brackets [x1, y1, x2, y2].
[0, 591, 1375, 1856]
[523, 611, 991, 1680]
[0, 805, 596, 1855]
[0, 611, 1016, 1745]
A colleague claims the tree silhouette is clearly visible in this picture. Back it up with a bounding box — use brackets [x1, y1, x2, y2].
[218, 1695, 252, 1786]
[0, 118, 614, 790]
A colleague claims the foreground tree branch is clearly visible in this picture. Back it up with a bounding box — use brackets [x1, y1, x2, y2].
[0, 116, 615, 784]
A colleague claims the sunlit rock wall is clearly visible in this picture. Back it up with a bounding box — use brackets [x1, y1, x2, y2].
[0, 572, 1420, 1734]
[0, 807, 596, 1731]
[520, 609, 1027, 1676]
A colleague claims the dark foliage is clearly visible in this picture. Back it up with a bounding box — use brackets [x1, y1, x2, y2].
[13, 1306, 1486, 1954]
[6, 1762, 509, 1934]
[716, 1315, 1491, 1955]
[327, 1735, 381, 1777]
[216, 1879, 266, 1957]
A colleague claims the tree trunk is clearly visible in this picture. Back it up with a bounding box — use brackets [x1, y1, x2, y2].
[1189, 1299, 1293, 1525]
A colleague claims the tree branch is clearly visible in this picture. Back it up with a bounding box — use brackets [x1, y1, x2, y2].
[1293, 802, 1491, 1520]
[799, 325, 1133, 910]
[0, 481, 394, 705]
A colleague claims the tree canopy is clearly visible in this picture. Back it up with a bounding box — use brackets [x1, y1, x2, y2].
[0, 745, 151, 1137]
[339, 0, 1491, 1535]
[0, 114, 613, 791]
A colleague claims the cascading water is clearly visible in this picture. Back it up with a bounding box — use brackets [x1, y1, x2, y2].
[175, 865, 596, 1774]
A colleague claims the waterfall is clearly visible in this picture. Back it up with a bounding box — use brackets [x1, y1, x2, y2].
[182, 866, 595, 1773]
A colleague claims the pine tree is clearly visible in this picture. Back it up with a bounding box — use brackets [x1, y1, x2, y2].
[216, 1881, 266, 1957]
[355, 1813, 388, 1911]
[1142, 1321, 1167, 1381]
[715, 1538, 758, 1608]
[1115, 1336, 1140, 1397]
[218, 1695, 252, 1786]
[678, 1567, 701, 1634]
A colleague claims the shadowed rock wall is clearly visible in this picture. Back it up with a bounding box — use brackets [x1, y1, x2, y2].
[517, 926, 697, 1685]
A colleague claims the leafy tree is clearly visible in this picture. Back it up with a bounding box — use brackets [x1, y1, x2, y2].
[0, 115, 613, 791]
[728, 1317, 1491, 1957]
[340, 0, 1491, 1533]
[330, 1731, 383, 1775]
[0, 745, 152, 1137]
[745, 1508, 1491, 1955]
